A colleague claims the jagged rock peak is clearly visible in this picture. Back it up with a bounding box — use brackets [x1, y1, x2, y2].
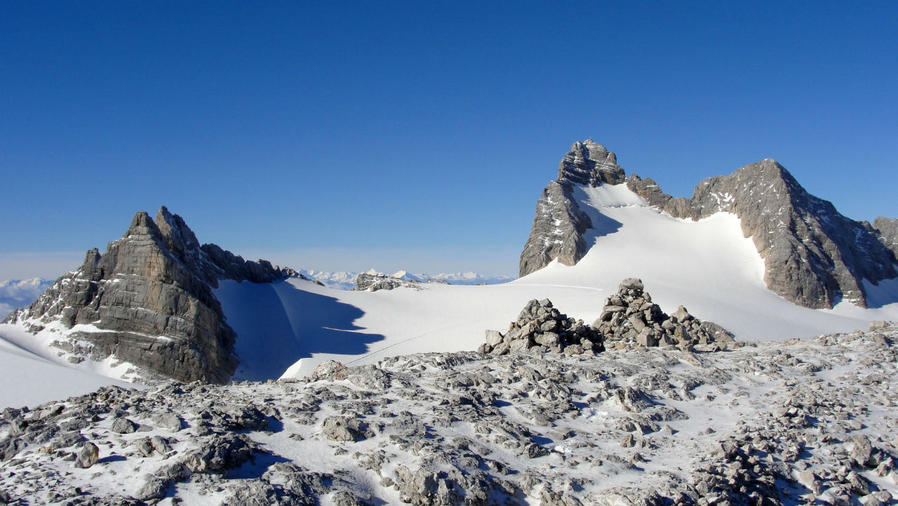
[557, 139, 626, 186]
[626, 157, 898, 309]
[126, 210, 158, 236]
[155, 206, 203, 259]
[520, 140, 625, 277]
[4, 206, 298, 384]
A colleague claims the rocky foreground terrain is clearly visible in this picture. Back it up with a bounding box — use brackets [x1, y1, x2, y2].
[2, 324, 897, 505]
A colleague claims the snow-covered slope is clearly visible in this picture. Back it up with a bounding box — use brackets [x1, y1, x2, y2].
[0, 323, 136, 408]
[216, 183, 898, 380]
[2, 184, 897, 403]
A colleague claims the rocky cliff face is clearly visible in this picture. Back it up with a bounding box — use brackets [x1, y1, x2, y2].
[521, 141, 898, 309]
[3, 207, 294, 383]
[874, 217, 898, 261]
[519, 140, 624, 276]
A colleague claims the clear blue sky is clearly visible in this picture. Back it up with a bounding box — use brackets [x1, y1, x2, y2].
[1, 1, 896, 277]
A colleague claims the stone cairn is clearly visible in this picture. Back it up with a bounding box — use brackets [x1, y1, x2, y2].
[477, 299, 603, 357]
[596, 278, 734, 350]
[481, 278, 734, 356]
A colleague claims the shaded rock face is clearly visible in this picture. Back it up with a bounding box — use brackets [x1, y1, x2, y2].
[521, 140, 898, 309]
[519, 140, 624, 277]
[874, 217, 898, 261]
[4, 207, 294, 383]
[628, 160, 898, 308]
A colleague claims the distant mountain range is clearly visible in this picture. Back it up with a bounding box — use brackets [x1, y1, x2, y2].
[299, 269, 513, 290]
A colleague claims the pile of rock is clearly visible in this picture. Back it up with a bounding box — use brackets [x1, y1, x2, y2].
[477, 298, 603, 356]
[480, 278, 735, 356]
[595, 278, 734, 350]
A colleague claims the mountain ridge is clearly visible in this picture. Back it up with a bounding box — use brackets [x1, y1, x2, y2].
[521, 140, 898, 309]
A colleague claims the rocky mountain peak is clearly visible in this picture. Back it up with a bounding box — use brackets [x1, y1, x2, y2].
[557, 139, 626, 186]
[126, 210, 160, 237]
[4, 206, 298, 383]
[524, 141, 898, 309]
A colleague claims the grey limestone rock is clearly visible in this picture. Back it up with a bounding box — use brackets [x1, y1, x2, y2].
[322, 415, 366, 442]
[183, 433, 256, 473]
[627, 159, 898, 309]
[355, 271, 419, 291]
[75, 441, 99, 469]
[594, 278, 734, 349]
[481, 297, 603, 356]
[874, 216, 898, 260]
[520, 140, 624, 277]
[3, 206, 296, 383]
[110, 416, 137, 434]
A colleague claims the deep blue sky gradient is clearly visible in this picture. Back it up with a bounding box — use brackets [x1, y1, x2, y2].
[1, 1, 896, 275]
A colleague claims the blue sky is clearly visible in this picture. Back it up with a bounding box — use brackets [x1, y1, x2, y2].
[1, 1, 896, 278]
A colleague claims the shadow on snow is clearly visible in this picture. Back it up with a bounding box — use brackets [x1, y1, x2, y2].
[216, 280, 384, 382]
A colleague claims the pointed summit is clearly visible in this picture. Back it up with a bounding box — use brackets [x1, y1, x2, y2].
[557, 139, 626, 186]
[154, 206, 205, 265]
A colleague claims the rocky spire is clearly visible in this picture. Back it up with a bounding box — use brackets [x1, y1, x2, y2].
[520, 140, 626, 277]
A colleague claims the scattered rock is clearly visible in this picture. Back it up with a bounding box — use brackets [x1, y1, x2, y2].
[110, 416, 138, 434]
[75, 442, 99, 468]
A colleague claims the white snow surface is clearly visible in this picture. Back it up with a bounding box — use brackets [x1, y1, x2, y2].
[0, 322, 136, 409]
[215, 183, 898, 381]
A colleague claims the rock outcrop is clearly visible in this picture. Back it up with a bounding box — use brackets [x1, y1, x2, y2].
[519, 140, 624, 276]
[521, 140, 898, 309]
[477, 298, 603, 356]
[355, 272, 418, 292]
[3, 207, 295, 383]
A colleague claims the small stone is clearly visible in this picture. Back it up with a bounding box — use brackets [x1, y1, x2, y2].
[75, 442, 99, 468]
[110, 417, 138, 434]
